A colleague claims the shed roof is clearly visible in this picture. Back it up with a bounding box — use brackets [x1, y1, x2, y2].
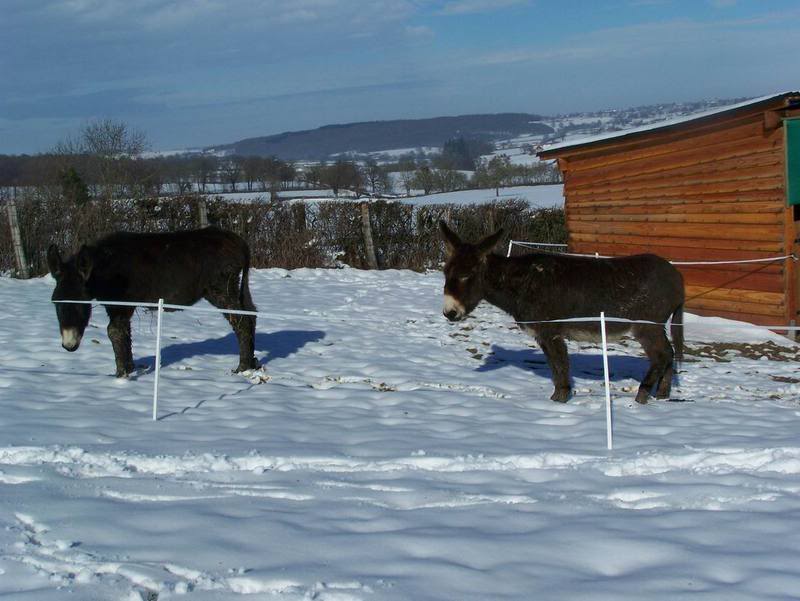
[539, 91, 800, 158]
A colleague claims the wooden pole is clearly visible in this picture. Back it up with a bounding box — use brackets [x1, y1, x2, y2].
[600, 311, 613, 451]
[5, 192, 29, 279]
[152, 298, 164, 421]
[198, 197, 209, 228]
[360, 201, 379, 269]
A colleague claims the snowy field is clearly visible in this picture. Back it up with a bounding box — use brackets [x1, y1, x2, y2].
[211, 185, 564, 209]
[399, 185, 563, 209]
[2, 268, 800, 600]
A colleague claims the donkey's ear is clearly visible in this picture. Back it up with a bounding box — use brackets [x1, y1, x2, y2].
[477, 228, 505, 256]
[47, 244, 62, 278]
[439, 220, 461, 254]
[76, 245, 94, 282]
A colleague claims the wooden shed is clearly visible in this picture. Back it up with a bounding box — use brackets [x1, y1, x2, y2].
[539, 92, 800, 328]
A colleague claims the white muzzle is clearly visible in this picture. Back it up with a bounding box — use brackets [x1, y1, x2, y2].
[61, 328, 82, 352]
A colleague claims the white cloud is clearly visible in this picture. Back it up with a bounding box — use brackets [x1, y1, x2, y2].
[436, 0, 529, 16]
[405, 24, 435, 38]
[39, 0, 417, 31]
[469, 13, 800, 68]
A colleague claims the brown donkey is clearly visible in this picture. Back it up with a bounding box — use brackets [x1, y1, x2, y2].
[440, 221, 684, 404]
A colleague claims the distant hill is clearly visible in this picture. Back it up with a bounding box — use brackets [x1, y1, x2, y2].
[209, 114, 553, 160]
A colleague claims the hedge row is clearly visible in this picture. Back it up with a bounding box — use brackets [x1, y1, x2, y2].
[0, 194, 566, 276]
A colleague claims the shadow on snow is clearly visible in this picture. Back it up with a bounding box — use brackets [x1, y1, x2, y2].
[476, 344, 649, 383]
[139, 329, 326, 370]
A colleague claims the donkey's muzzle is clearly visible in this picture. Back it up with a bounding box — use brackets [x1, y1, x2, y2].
[442, 294, 466, 322]
[61, 328, 82, 352]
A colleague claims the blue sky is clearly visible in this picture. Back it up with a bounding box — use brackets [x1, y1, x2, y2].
[2, 0, 799, 154]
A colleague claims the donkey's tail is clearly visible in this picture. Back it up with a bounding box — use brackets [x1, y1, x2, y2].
[671, 303, 684, 366]
[239, 244, 255, 311]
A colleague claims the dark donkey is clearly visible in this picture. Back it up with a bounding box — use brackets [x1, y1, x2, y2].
[48, 226, 258, 376]
[440, 221, 684, 404]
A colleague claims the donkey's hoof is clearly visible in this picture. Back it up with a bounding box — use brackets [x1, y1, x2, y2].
[233, 358, 258, 373]
[634, 389, 650, 404]
[115, 364, 135, 378]
[550, 388, 571, 403]
[656, 390, 671, 400]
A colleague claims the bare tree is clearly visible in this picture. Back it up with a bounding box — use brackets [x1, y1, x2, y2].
[80, 119, 148, 158]
[411, 165, 435, 195]
[54, 119, 149, 200]
[396, 156, 417, 197]
[362, 159, 391, 196]
[322, 160, 361, 197]
[241, 157, 262, 192]
[193, 156, 218, 193]
[220, 158, 242, 193]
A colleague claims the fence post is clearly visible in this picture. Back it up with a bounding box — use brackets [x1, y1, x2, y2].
[360, 201, 379, 269]
[506, 240, 514, 258]
[600, 311, 613, 450]
[152, 298, 164, 421]
[5, 193, 29, 279]
[198, 197, 209, 228]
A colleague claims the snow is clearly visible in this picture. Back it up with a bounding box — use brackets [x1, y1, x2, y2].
[400, 185, 563, 208]
[205, 185, 565, 208]
[2, 268, 800, 600]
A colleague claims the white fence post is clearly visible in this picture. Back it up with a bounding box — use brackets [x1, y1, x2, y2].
[506, 240, 514, 258]
[600, 311, 613, 450]
[152, 298, 164, 421]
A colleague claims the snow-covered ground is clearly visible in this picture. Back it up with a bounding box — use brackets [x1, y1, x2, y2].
[2, 269, 800, 600]
[211, 185, 564, 209]
[399, 184, 563, 208]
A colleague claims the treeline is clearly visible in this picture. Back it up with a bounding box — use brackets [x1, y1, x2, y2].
[0, 153, 304, 201]
[0, 151, 562, 202]
[0, 120, 560, 204]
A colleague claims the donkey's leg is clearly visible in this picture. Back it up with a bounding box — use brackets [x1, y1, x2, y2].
[106, 307, 135, 377]
[537, 333, 571, 402]
[655, 363, 674, 399]
[205, 277, 257, 373]
[634, 326, 673, 404]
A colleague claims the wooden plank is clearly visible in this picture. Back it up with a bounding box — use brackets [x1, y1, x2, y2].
[569, 212, 781, 225]
[563, 113, 763, 164]
[570, 233, 785, 253]
[686, 296, 784, 318]
[570, 201, 781, 216]
[565, 117, 776, 173]
[570, 221, 783, 242]
[684, 285, 784, 305]
[569, 190, 784, 209]
[567, 175, 784, 202]
[569, 156, 782, 193]
[679, 268, 784, 294]
[568, 163, 784, 199]
[569, 241, 788, 263]
[568, 142, 782, 186]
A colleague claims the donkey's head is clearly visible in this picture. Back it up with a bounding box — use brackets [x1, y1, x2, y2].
[47, 244, 93, 352]
[439, 221, 504, 321]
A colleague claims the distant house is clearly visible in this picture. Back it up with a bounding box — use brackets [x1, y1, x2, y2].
[539, 92, 800, 328]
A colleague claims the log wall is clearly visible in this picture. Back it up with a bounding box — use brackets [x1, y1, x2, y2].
[553, 109, 794, 327]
